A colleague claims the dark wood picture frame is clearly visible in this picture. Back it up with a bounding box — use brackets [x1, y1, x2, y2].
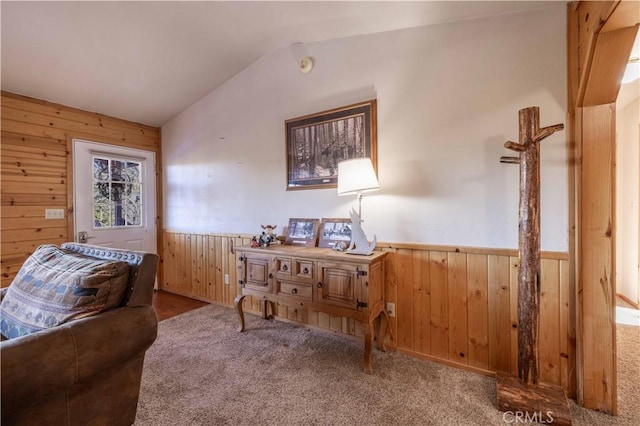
[284, 218, 320, 247]
[285, 99, 377, 190]
[318, 218, 352, 249]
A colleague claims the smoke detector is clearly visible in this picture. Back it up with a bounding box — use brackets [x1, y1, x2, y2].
[299, 57, 314, 74]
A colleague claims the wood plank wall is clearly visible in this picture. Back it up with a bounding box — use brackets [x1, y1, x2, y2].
[1, 92, 161, 287]
[161, 230, 575, 396]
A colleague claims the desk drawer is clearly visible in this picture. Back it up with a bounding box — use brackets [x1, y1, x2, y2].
[274, 256, 293, 278]
[276, 281, 312, 300]
[294, 259, 314, 283]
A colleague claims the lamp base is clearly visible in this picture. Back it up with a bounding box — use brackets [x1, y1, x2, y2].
[346, 250, 375, 256]
[347, 208, 377, 255]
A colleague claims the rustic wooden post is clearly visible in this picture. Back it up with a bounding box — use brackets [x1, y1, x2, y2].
[497, 107, 571, 425]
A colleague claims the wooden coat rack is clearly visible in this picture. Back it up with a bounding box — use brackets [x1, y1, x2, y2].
[497, 107, 571, 425]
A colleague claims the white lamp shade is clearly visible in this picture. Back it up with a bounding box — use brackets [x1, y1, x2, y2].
[337, 158, 380, 196]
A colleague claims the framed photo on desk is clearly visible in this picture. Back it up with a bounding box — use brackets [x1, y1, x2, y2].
[284, 218, 319, 247]
[318, 218, 351, 248]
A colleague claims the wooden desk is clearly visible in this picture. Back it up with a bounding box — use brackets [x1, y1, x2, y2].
[234, 245, 389, 373]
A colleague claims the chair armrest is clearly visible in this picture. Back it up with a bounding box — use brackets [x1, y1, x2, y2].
[1, 306, 157, 414]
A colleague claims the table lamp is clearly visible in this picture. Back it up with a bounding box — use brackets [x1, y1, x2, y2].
[337, 157, 380, 218]
[337, 157, 379, 255]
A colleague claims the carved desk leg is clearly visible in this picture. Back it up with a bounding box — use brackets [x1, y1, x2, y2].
[234, 295, 246, 332]
[260, 299, 275, 320]
[363, 318, 374, 374]
[375, 309, 391, 352]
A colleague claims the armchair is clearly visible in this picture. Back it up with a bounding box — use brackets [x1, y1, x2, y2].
[1, 243, 159, 426]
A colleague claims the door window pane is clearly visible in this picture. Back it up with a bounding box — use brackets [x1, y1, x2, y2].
[94, 204, 113, 228]
[93, 158, 109, 180]
[93, 183, 109, 204]
[124, 162, 141, 183]
[124, 202, 141, 226]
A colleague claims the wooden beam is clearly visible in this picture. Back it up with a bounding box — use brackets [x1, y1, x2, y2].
[574, 1, 622, 106]
[601, 0, 640, 32]
[568, 0, 638, 413]
[574, 1, 640, 107]
[582, 25, 639, 106]
[567, 3, 580, 108]
[577, 103, 617, 414]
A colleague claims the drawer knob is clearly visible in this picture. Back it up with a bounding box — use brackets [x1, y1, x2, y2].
[291, 288, 298, 295]
[268, 273, 274, 279]
[317, 282, 323, 288]
[303, 267, 309, 274]
[282, 264, 288, 271]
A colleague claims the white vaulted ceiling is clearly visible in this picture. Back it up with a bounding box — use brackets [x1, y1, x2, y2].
[1, 1, 557, 127]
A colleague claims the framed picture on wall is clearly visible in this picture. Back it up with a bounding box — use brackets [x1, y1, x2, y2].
[284, 218, 320, 247]
[285, 99, 377, 190]
[318, 218, 352, 249]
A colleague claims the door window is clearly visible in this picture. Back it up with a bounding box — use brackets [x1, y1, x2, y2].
[92, 156, 143, 228]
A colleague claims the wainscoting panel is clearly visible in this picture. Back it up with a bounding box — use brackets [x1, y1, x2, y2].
[161, 231, 574, 396]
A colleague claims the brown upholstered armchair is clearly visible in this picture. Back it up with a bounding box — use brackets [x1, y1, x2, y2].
[1, 243, 159, 426]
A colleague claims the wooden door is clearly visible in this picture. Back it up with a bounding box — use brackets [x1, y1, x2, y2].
[73, 139, 156, 253]
[316, 262, 364, 309]
[239, 253, 272, 293]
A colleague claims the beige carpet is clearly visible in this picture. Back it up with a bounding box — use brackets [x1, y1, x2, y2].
[135, 304, 639, 425]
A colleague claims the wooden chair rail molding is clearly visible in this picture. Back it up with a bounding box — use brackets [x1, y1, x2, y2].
[161, 230, 575, 396]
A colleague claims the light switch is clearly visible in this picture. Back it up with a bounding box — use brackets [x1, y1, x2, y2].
[45, 209, 65, 219]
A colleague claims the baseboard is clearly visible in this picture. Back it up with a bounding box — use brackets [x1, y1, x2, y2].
[396, 347, 495, 378]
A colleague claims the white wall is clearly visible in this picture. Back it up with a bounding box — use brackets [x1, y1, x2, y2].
[163, 6, 568, 251]
[616, 98, 639, 304]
